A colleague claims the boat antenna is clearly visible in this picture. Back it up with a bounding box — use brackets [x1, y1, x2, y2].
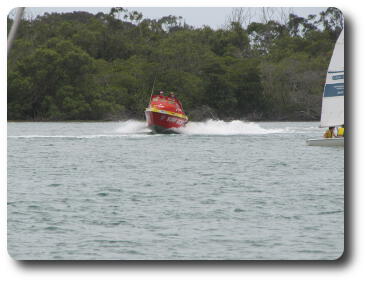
[149, 76, 156, 102]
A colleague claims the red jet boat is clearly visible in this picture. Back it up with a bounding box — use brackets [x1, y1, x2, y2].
[145, 91, 188, 133]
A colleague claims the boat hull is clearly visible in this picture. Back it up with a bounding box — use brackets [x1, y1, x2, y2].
[306, 138, 344, 147]
[145, 110, 187, 134]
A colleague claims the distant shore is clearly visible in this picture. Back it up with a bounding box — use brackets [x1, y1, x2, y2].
[7, 117, 319, 123]
[8, 9, 340, 123]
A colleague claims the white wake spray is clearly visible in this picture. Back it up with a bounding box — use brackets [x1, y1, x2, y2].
[8, 120, 306, 139]
[114, 119, 290, 135]
[115, 120, 150, 134]
[176, 120, 283, 135]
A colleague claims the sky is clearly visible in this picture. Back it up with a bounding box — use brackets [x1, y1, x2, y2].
[16, 7, 328, 29]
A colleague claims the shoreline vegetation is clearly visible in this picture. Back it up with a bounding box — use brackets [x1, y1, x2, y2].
[7, 7, 343, 122]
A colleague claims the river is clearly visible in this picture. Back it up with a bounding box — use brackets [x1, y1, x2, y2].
[7, 120, 344, 259]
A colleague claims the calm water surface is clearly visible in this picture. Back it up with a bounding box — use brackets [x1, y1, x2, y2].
[7, 121, 344, 260]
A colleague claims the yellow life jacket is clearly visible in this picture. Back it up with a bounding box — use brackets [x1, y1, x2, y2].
[337, 127, 344, 137]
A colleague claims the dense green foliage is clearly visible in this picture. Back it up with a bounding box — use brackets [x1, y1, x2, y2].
[7, 8, 343, 121]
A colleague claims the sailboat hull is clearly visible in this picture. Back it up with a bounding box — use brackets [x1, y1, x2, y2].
[306, 138, 344, 147]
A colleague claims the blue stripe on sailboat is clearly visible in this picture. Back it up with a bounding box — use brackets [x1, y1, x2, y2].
[323, 83, 344, 97]
[332, 74, 344, 80]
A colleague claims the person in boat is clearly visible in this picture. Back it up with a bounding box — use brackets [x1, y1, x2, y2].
[337, 125, 344, 137]
[168, 92, 175, 98]
[159, 91, 164, 96]
[324, 126, 336, 138]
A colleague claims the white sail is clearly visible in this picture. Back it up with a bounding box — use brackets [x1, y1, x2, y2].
[320, 29, 344, 127]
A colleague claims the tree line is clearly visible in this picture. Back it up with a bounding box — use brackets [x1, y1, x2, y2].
[7, 7, 344, 121]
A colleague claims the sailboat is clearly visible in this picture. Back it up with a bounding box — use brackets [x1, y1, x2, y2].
[307, 29, 344, 147]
